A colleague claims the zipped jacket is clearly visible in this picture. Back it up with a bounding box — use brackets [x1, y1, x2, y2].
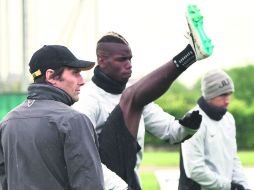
[0, 84, 104, 190]
[180, 104, 250, 190]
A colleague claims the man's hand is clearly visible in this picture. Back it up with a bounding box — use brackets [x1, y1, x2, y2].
[231, 182, 245, 190]
[179, 110, 202, 130]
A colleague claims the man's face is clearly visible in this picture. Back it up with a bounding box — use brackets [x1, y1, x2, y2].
[98, 43, 132, 82]
[54, 68, 84, 102]
[207, 93, 232, 109]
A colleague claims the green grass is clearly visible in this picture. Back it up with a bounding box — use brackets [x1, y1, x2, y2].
[141, 150, 254, 167]
[141, 151, 179, 167]
[140, 172, 160, 190]
[140, 150, 254, 190]
[237, 151, 254, 165]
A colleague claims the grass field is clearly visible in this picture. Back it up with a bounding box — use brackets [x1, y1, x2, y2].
[140, 150, 254, 190]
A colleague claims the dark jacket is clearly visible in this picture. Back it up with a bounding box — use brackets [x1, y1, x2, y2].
[0, 84, 104, 190]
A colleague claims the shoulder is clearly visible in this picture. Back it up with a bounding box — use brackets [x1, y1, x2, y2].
[74, 81, 101, 109]
[67, 107, 91, 121]
[225, 111, 234, 120]
[81, 80, 104, 95]
[78, 80, 110, 103]
[224, 111, 236, 127]
[59, 107, 94, 130]
[50, 102, 90, 123]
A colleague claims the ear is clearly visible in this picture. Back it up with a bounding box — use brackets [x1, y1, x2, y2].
[97, 55, 107, 69]
[97, 55, 103, 64]
[45, 69, 56, 85]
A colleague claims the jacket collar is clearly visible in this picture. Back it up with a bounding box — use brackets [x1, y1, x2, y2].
[198, 96, 227, 121]
[92, 66, 127, 94]
[27, 83, 75, 106]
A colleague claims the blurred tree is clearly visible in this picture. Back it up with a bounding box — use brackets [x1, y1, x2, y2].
[227, 65, 254, 104]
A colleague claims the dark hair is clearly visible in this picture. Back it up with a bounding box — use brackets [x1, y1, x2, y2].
[96, 32, 129, 57]
[34, 67, 65, 83]
[97, 32, 129, 45]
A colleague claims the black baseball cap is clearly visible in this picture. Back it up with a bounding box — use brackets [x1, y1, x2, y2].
[29, 45, 95, 79]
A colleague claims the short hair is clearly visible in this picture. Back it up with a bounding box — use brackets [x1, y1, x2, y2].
[34, 67, 65, 83]
[96, 32, 129, 56]
[97, 32, 129, 45]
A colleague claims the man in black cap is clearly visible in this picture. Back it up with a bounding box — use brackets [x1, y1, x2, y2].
[0, 45, 104, 190]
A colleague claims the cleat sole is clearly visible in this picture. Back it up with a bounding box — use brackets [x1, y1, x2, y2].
[186, 4, 214, 58]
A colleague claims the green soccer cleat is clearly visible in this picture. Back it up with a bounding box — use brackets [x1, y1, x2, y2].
[186, 4, 214, 60]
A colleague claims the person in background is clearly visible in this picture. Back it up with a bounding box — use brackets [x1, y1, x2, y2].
[74, 4, 213, 190]
[178, 69, 251, 190]
[0, 45, 104, 189]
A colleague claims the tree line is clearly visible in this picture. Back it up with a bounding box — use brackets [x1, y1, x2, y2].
[1, 65, 254, 149]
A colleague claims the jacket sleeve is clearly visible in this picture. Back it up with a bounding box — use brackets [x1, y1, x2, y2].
[226, 113, 250, 189]
[0, 127, 7, 189]
[63, 114, 104, 190]
[231, 154, 250, 189]
[181, 123, 231, 190]
[143, 102, 197, 144]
